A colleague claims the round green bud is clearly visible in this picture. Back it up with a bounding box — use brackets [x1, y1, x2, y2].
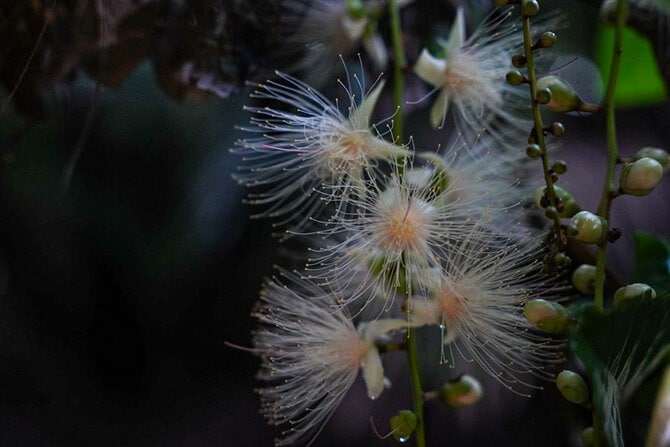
[556, 370, 590, 405]
[526, 144, 543, 159]
[582, 427, 594, 447]
[536, 88, 552, 105]
[552, 160, 568, 175]
[544, 206, 558, 219]
[572, 264, 596, 295]
[389, 410, 417, 442]
[536, 31, 557, 49]
[506, 70, 526, 86]
[524, 299, 569, 333]
[536, 75, 585, 113]
[568, 211, 607, 245]
[633, 147, 670, 173]
[534, 185, 580, 218]
[346, 0, 366, 19]
[512, 54, 527, 68]
[439, 375, 484, 408]
[522, 0, 540, 16]
[554, 252, 572, 268]
[614, 283, 657, 308]
[620, 157, 664, 196]
[549, 122, 565, 136]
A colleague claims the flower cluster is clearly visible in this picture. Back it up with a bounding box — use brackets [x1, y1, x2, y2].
[234, 2, 569, 445]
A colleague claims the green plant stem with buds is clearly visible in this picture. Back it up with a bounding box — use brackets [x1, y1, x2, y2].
[389, 2, 426, 445]
[593, 0, 627, 314]
[521, 13, 564, 245]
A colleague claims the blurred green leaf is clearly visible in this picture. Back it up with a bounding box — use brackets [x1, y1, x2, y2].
[570, 295, 670, 447]
[631, 233, 670, 291]
[596, 26, 667, 106]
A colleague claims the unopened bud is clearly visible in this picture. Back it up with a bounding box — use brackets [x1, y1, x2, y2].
[536, 75, 585, 113]
[568, 211, 607, 245]
[389, 410, 417, 442]
[556, 370, 590, 405]
[534, 31, 557, 49]
[620, 157, 664, 196]
[512, 54, 527, 68]
[439, 375, 483, 408]
[524, 299, 569, 334]
[633, 147, 670, 173]
[534, 186, 580, 218]
[522, 0, 540, 16]
[572, 264, 596, 295]
[506, 70, 526, 86]
[582, 427, 594, 447]
[614, 283, 657, 308]
[346, 0, 366, 19]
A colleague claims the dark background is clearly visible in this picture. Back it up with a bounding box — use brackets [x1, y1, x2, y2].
[1, 2, 669, 446]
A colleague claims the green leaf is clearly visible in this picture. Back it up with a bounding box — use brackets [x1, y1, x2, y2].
[631, 233, 670, 291]
[596, 26, 667, 106]
[569, 295, 670, 446]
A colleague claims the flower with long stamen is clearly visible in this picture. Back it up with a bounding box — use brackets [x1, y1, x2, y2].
[233, 71, 410, 234]
[253, 270, 407, 446]
[406, 221, 566, 395]
[413, 7, 532, 152]
[280, 0, 414, 86]
[308, 154, 514, 311]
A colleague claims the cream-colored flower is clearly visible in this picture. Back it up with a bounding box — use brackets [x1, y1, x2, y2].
[234, 71, 410, 235]
[413, 8, 531, 152]
[253, 271, 406, 445]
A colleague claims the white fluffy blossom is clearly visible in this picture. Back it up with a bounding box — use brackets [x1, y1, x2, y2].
[406, 222, 565, 394]
[234, 71, 409, 234]
[413, 7, 531, 152]
[253, 271, 406, 446]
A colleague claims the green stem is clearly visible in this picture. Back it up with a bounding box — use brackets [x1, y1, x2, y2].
[389, 0, 405, 144]
[521, 15, 564, 243]
[407, 326, 427, 447]
[594, 0, 627, 312]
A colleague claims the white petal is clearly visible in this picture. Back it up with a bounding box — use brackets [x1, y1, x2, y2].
[341, 15, 367, 42]
[445, 7, 466, 54]
[359, 318, 408, 343]
[414, 49, 446, 88]
[349, 80, 386, 130]
[430, 89, 450, 129]
[363, 33, 389, 69]
[362, 347, 385, 399]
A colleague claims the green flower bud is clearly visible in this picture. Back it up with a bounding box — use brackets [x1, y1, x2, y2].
[614, 283, 657, 308]
[620, 157, 664, 196]
[526, 144, 543, 159]
[346, 0, 366, 19]
[536, 75, 585, 113]
[599, 0, 628, 26]
[524, 299, 569, 334]
[439, 375, 483, 408]
[506, 70, 526, 86]
[556, 370, 590, 405]
[568, 211, 607, 245]
[572, 264, 597, 295]
[633, 147, 670, 173]
[536, 31, 557, 49]
[582, 427, 594, 447]
[552, 160, 568, 175]
[534, 186, 580, 218]
[522, 0, 540, 16]
[549, 122, 565, 137]
[536, 88, 552, 105]
[389, 410, 417, 442]
[512, 54, 527, 68]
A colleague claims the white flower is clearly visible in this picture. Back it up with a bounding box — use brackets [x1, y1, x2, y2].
[406, 222, 565, 394]
[308, 155, 507, 309]
[253, 271, 406, 446]
[281, 0, 414, 86]
[233, 71, 410, 235]
[413, 7, 531, 151]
